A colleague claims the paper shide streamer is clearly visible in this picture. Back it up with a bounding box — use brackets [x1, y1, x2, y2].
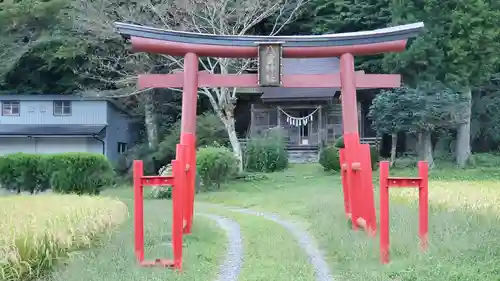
[278, 106, 320, 127]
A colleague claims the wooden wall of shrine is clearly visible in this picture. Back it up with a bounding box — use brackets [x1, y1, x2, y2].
[249, 99, 364, 146]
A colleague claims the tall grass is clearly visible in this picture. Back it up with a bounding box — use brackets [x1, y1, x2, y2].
[0, 195, 128, 281]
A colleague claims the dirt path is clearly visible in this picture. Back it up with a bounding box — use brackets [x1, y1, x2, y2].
[200, 214, 244, 281]
[201, 204, 335, 281]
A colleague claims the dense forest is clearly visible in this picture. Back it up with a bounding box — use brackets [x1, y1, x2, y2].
[2, 0, 500, 171]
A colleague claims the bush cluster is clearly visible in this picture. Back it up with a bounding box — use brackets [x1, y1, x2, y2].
[0, 153, 114, 195]
[319, 144, 341, 171]
[319, 136, 380, 172]
[197, 145, 239, 189]
[125, 112, 229, 176]
[244, 127, 288, 172]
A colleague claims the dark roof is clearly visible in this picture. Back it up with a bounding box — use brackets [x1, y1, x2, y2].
[0, 125, 107, 136]
[115, 22, 425, 48]
[260, 88, 339, 102]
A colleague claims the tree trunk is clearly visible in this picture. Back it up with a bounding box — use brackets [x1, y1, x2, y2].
[144, 90, 159, 149]
[390, 132, 398, 167]
[222, 107, 243, 172]
[456, 88, 472, 168]
[434, 134, 451, 159]
[421, 130, 434, 169]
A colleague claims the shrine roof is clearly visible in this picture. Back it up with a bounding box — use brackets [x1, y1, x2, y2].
[115, 22, 424, 57]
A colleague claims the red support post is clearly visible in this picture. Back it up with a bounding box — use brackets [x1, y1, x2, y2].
[360, 144, 377, 235]
[338, 52, 377, 236]
[133, 160, 145, 263]
[180, 52, 198, 235]
[418, 161, 429, 250]
[340, 149, 350, 217]
[172, 144, 187, 270]
[379, 161, 390, 264]
[379, 160, 429, 264]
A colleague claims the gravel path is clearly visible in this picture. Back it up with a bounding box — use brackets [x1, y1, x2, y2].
[200, 214, 243, 281]
[203, 204, 335, 281]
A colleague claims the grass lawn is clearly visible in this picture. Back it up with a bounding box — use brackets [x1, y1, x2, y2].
[41, 163, 500, 281]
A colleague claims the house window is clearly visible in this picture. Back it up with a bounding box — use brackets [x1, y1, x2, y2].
[118, 142, 128, 154]
[2, 101, 20, 116]
[53, 101, 72, 116]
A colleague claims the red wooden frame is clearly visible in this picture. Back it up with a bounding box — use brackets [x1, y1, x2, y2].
[379, 161, 429, 264]
[127, 24, 422, 269]
[133, 143, 189, 270]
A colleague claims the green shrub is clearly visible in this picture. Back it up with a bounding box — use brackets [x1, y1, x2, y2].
[0, 153, 114, 195]
[319, 145, 341, 171]
[197, 145, 238, 189]
[334, 136, 345, 148]
[0, 153, 49, 194]
[48, 153, 115, 195]
[244, 127, 288, 172]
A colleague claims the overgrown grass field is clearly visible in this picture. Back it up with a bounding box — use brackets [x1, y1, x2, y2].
[0, 195, 127, 281]
[41, 198, 228, 281]
[36, 162, 500, 281]
[198, 164, 500, 281]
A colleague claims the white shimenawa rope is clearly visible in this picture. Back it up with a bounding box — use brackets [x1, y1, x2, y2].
[277, 106, 320, 127]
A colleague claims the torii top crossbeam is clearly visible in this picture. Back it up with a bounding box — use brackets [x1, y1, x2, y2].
[115, 22, 424, 58]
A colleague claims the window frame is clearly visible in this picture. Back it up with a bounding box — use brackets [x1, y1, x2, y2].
[53, 100, 72, 116]
[117, 142, 128, 154]
[1, 101, 20, 116]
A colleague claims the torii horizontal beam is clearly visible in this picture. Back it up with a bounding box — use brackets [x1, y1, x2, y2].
[138, 73, 401, 89]
[115, 22, 425, 58]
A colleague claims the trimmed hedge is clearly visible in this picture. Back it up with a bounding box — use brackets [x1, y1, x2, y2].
[0, 153, 114, 195]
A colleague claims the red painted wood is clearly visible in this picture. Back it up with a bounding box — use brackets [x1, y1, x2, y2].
[386, 177, 422, 187]
[340, 149, 351, 216]
[379, 160, 429, 265]
[133, 160, 145, 262]
[180, 53, 198, 134]
[138, 73, 401, 89]
[172, 144, 186, 270]
[180, 133, 196, 234]
[340, 53, 359, 135]
[418, 161, 429, 251]
[140, 176, 173, 186]
[379, 161, 390, 264]
[131, 37, 408, 58]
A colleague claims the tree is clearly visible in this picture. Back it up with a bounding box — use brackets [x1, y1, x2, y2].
[385, 0, 500, 167]
[0, 0, 88, 93]
[369, 88, 413, 166]
[72, 0, 309, 170]
[275, 0, 392, 73]
[370, 83, 467, 168]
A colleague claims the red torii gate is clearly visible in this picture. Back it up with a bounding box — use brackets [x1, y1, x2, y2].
[119, 22, 424, 270]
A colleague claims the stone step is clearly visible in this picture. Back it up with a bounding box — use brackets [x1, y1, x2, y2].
[288, 149, 319, 164]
